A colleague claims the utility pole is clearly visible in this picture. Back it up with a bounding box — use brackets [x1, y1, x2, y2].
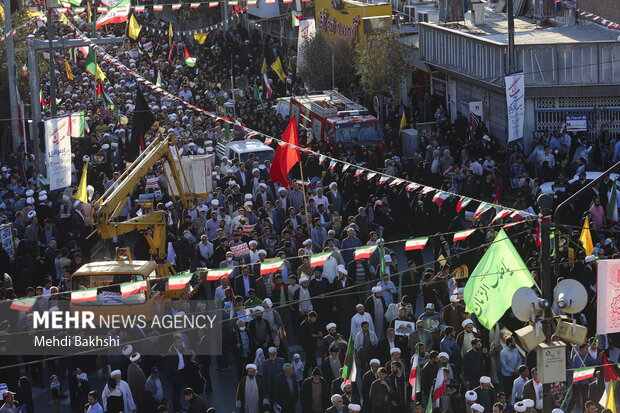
[46, 6, 58, 116]
[3, 0, 21, 149]
[506, 0, 516, 72]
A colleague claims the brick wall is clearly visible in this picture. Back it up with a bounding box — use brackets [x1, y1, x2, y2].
[578, 0, 620, 24]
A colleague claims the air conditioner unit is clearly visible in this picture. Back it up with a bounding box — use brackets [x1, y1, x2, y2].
[417, 12, 429, 22]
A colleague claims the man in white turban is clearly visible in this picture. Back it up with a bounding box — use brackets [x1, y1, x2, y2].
[102, 369, 136, 413]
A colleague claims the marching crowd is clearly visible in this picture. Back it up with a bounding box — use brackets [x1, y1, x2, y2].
[1, 7, 620, 413]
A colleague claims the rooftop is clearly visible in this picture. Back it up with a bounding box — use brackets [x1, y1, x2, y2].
[405, 1, 620, 44]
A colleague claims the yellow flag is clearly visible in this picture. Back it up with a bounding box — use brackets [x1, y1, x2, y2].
[0, 4, 5, 21]
[579, 216, 594, 256]
[399, 111, 407, 131]
[75, 162, 89, 203]
[271, 57, 286, 82]
[128, 14, 141, 40]
[261, 58, 267, 75]
[95, 64, 107, 83]
[64, 59, 74, 80]
[194, 33, 208, 45]
[605, 380, 617, 413]
[168, 22, 173, 46]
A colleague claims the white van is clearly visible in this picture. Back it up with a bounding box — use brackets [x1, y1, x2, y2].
[216, 139, 275, 163]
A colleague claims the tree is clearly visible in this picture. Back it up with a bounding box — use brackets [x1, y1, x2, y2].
[355, 32, 408, 97]
[299, 32, 356, 93]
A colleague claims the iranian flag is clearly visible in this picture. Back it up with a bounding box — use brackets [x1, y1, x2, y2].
[71, 288, 98, 303]
[365, 172, 377, 180]
[153, 4, 163, 10]
[432, 192, 449, 206]
[209, 2, 218, 7]
[95, 0, 130, 29]
[432, 366, 446, 407]
[354, 169, 363, 177]
[406, 237, 428, 251]
[607, 179, 618, 223]
[172, 3, 182, 9]
[474, 203, 492, 218]
[184, 47, 196, 67]
[319, 155, 326, 165]
[390, 178, 405, 186]
[168, 273, 193, 290]
[453, 229, 476, 242]
[355, 245, 377, 260]
[502, 221, 524, 229]
[492, 209, 512, 223]
[260, 259, 283, 275]
[341, 335, 357, 381]
[510, 210, 526, 221]
[133, 5, 145, 11]
[120, 280, 147, 297]
[379, 176, 390, 185]
[263, 72, 272, 97]
[10, 297, 37, 312]
[573, 367, 596, 382]
[420, 186, 434, 195]
[342, 164, 351, 172]
[190, 2, 200, 7]
[409, 354, 420, 400]
[206, 268, 232, 281]
[329, 160, 337, 170]
[310, 252, 332, 267]
[456, 197, 471, 212]
[406, 183, 420, 192]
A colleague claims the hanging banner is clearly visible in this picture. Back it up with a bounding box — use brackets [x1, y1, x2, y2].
[504, 71, 525, 142]
[296, 18, 316, 75]
[43, 115, 72, 191]
[597, 259, 620, 335]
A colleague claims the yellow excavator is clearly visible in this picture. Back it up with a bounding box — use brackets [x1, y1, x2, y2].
[70, 134, 212, 312]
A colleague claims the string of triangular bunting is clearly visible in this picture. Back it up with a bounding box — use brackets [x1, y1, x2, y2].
[59, 0, 312, 14]
[60, 13, 538, 224]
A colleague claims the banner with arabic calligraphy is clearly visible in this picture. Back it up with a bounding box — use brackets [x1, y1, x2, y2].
[504, 71, 525, 142]
[463, 229, 534, 329]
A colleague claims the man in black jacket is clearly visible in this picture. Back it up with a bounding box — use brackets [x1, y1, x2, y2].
[300, 368, 330, 413]
[271, 363, 299, 413]
[183, 387, 207, 413]
[299, 311, 322, 376]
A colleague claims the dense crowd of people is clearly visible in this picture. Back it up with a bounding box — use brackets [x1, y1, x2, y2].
[1, 6, 620, 413]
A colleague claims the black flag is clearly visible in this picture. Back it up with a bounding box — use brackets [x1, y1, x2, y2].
[128, 87, 155, 160]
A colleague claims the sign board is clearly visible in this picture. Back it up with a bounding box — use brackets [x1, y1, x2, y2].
[165, 155, 213, 198]
[536, 341, 566, 383]
[0, 224, 14, 260]
[505, 71, 525, 142]
[596, 259, 620, 334]
[296, 18, 316, 75]
[566, 115, 588, 132]
[43, 116, 72, 190]
[394, 319, 415, 336]
[231, 243, 250, 258]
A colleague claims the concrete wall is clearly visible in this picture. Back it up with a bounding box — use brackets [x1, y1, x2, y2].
[578, 0, 620, 24]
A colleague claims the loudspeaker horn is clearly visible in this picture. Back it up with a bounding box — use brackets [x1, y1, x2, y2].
[511, 287, 546, 322]
[554, 279, 588, 314]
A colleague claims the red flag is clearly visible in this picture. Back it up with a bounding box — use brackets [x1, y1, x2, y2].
[269, 117, 301, 188]
[602, 352, 619, 382]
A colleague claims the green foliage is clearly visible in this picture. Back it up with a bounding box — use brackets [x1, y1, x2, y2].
[0, 8, 34, 96]
[299, 32, 356, 93]
[355, 32, 408, 97]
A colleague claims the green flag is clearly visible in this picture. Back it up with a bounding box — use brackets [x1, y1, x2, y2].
[253, 84, 261, 101]
[463, 229, 535, 329]
[341, 335, 357, 381]
[425, 387, 434, 413]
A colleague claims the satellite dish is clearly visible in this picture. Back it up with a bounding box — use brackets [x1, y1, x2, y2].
[554, 279, 588, 314]
[511, 287, 545, 322]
